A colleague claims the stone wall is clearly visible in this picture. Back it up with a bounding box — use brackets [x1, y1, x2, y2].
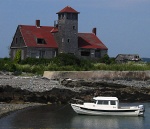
[43, 71, 150, 81]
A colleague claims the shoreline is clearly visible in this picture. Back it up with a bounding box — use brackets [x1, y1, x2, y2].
[0, 73, 150, 118]
[0, 102, 45, 118]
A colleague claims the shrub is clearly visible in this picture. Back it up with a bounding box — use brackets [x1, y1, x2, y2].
[52, 53, 81, 66]
[99, 54, 111, 64]
[20, 57, 52, 65]
[14, 49, 21, 64]
[3, 63, 16, 72]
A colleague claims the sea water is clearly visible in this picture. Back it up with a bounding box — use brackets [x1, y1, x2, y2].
[0, 103, 150, 129]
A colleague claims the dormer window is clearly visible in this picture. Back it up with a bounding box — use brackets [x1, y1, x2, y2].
[37, 38, 46, 44]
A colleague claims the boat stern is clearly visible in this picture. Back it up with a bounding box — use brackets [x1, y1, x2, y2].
[138, 105, 145, 116]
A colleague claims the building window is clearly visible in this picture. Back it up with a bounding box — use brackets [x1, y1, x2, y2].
[67, 39, 70, 43]
[31, 53, 36, 58]
[39, 51, 45, 58]
[95, 50, 101, 58]
[20, 37, 23, 44]
[81, 51, 90, 56]
[62, 38, 64, 42]
[37, 38, 46, 44]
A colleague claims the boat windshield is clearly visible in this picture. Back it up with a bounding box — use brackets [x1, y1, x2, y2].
[96, 100, 117, 105]
[97, 100, 109, 105]
[110, 101, 116, 105]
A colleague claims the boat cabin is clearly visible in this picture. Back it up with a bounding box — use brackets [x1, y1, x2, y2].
[93, 97, 119, 109]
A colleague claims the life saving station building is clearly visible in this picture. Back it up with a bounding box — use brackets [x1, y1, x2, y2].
[10, 6, 108, 60]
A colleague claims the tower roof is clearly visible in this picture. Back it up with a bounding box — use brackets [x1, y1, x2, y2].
[57, 6, 79, 14]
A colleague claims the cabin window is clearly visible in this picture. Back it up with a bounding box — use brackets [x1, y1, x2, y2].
[110, 101, 116, 105]
[97, 100, 103, 105]
[97, 100, 109, 105]
[103, 101, 109, 105]
[37, 38, 46, 44]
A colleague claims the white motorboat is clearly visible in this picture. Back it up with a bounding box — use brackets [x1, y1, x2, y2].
[71, 97, 145, 116]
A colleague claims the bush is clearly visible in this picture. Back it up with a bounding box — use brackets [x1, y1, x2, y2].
[99, 54, 111, 64]
[14, 49, 21, 64]
[20, 57, 52, 65]
[3, 63, 16, 72]
[52, 53, 81, 66]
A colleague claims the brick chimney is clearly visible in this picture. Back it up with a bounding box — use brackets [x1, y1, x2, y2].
[36, 20, 40, 28]
[92, 28, 96, 35]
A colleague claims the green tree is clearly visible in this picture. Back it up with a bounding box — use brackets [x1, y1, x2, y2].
[100, 54, 111, 64]
[14, 49, 21, 64]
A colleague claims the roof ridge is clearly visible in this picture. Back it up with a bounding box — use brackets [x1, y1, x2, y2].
[57, 6, 79, 14]
[19, 25, 54, 28]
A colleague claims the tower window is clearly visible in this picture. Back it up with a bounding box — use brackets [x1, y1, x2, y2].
[59, 25, 61, 30]
[67, 13, 71, 19]
[73, 26, 76, 30]
[72, 14, 77, 20]
[62, 38, 64, 42]
[67, 39, 70, 43]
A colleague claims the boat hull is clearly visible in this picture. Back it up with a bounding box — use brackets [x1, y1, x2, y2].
[71, 104, 144, 116]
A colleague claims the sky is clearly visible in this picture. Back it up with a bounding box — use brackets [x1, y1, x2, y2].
[0, 0, 150, 58]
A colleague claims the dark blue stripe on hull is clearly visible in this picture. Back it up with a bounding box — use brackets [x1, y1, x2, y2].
[80, 107, 137, 112]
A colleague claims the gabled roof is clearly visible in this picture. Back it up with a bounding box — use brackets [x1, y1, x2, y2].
[15, 25, 107, 50]
[115, 54, 140, 61]
[19, 25, 58, 48]
[57, 6, 79, 14]
[78, 33, 108, 50]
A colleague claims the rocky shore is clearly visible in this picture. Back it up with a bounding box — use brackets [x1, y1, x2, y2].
[0, 103, 44, 118]
[0, 71, 150, 118]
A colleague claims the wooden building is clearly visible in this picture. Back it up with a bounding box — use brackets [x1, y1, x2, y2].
[10, 6, 108, 60]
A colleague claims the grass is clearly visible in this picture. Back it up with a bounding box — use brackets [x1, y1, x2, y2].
[1, 56, 150, 75]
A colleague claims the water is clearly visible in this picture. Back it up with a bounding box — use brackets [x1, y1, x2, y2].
[0, 103, 150, 129]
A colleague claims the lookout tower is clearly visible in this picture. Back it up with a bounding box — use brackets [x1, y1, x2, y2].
[55, 6, 80, 55]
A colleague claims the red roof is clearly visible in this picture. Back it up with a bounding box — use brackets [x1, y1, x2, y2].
[19, 25, 58, 48]
[18, 25, 107, 50]
[78, 33, 108, 50]
[57, 6, 79, 14]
